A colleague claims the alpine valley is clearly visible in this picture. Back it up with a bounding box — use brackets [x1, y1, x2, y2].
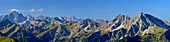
[0, 11, 170, 42]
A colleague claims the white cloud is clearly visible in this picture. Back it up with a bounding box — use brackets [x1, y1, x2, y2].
[9, 8, 43, 12]
[9, 9, 20, 11]
[37, 8, 43, 12]
[31, 9, 35, 12]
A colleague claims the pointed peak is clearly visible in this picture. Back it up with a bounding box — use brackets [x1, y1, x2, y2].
[12, 10, 17, 12]
[136, 12, 154, 20]
[140, 12, 144, 14]
[82, 19, 93, 22]
[111, 14, 131, 22]
[11, 11, 18, 14]
[114, 14, 129, 18]
[8, 11, 20, 16]
[138, 12, 146, 17]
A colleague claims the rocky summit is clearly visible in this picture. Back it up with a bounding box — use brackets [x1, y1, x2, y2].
[0, 11, 170, 42]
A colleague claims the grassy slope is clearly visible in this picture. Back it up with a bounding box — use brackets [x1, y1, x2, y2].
[36, 24, 58, 38]
[141, 26, 169, 42]
[8, 26, 20, 36]
[119, 26, 170, 42]
[0, 24, 16, 34]
[0, 36, 17, 42]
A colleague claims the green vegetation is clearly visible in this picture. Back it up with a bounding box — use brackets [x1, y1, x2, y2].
[0, 36, 17, 42]
[36, 24, 58, 38]
[152, 26, 168, 38]
[119, 26, 170, 42]
[8, 26, 20, 36]
[0, 24, 16, 34]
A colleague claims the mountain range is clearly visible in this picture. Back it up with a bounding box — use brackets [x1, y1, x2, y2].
[0, 11, 170, 42]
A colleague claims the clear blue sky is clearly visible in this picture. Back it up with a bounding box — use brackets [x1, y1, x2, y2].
[0, 0, 170, 21]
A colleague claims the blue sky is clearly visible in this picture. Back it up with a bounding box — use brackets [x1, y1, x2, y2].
[0, 0, 170, 21]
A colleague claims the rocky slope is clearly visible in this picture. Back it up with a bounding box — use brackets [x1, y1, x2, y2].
[0, 12, 170, 42]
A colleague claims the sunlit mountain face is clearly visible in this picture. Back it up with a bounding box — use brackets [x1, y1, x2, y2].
[0, 11, 170, 42]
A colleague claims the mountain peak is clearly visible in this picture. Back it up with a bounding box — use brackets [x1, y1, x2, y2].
[81, 19, 99, 25]
[12, 11, 17, 13]
[112, 14, 130, 21]
[81, 19, 94, 24]
[137, 12, 156, 20]
[11, 11, 19, 14]
[4, 11, 27, 23]
[26, 14, 33, 18]
[140, 12, 144, 14]
[83, 19, 93, 22]
[137, 12, 147, 19]
[8, 11, 20, 16]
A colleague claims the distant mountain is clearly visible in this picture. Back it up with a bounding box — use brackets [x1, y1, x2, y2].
[1, 11, 27, 24]
[36, 15, 45, 20]
[25, 14, 35, 21]
[59, 16, 82, 21]
[95, 19, 109, 24]
[0, 12, 170, 42]
[0, 11, 82, 25]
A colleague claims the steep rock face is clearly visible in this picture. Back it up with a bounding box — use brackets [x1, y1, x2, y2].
[126, 12, 170, 36]
[100, 14, 131, 32]
[126, 13, 153, 36]
[108, 14, 131, 30]
[1, 11, 27, 24]
[98, 12, 170, 41]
